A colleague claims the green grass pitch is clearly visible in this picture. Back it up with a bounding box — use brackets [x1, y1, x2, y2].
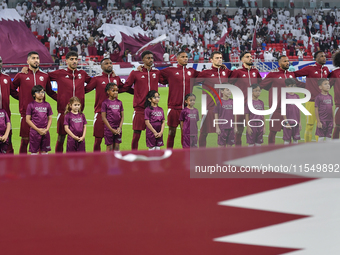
[8, 86, 334, 154]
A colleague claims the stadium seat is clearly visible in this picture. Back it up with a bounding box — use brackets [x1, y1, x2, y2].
[37, 35, 43, 41]
[44, 42, 50, 50]
[32, 31, 38, 37]
[183, 0, 188, 6]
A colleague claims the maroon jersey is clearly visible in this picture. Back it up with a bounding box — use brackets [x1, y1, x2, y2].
[245, 99, 265, 122]
[214, 98, 234, 129]
[315, 93, 333, 121]
[229, 65, 262, 105]
[49, 68, 91, 113]
[85, 72, 133, 114]
[179, 107, 199, 135]
[294, 62, 330, 101]
[260, 67, 297, 110]
[26, 101, 53, 128]
[0, 72, 13, 118]
[123, 67, 160, 111]
[285, 93, 300, 125]
[328, 67, 340, 107]
[11, 69, 56, 116]
[160, 65, 199, 110]
[0, 109, 10, 135]
[64, 112, 87, 137]
[101, 98, 123, 128]
[196, 66, 231, 109]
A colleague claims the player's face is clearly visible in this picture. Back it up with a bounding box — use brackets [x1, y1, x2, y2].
[279, 57, 290, 70]
[27, 54, 40, 69]
[319, 81, 330, 92]
[142, 54, 154, 67]
[252, 87, 261, 98]
[71, 102, 81, 112]
[316, 52, 326, 65]
[210, 53, 223, 67]
[35, 90, 45, 100]
[177, 53, 188, 66]
[242, 53, 253, 66]
[107, 86, 119, 98]
[186, 96, 196, 107]
[66, 56, 78, 70]
[101, 59, 113, 73]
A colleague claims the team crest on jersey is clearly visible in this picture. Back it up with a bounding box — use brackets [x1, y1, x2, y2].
[315, 71, 318, 74]
[279, 77, 282, 79]
[187, 71, 191, 76]
[141, 75, 145, 78]
[175, 72, 179, 75]
[252, 72, 256, 77]
[78, 73, 82, 79]
[3, 79, 7, 84]
[211, 74, 215, 77]
[39, 76, 44, 81]
[152, 73, 156, 78]
[65, 75, 69, 78]
[102, 81, 106, 84]
[113, 80, 117, 84]
[242, 74, 246, 77]
[324, 70, 327, 75]
[222, 71, 226, 76]
[26, 77, 30, 80]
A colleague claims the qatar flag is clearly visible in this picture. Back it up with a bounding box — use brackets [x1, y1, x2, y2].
[0, 9, 53, 64]
[98, 24, 165, 62]
[252, 16, 260, 50]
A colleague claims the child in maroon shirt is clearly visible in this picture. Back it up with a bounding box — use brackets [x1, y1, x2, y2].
[64, 97, 87, 152]
[144, 90, 165, 150]
[101, 83, 124, 151]
[315, 79, 335, 142]
[0, 109, 10, 154]
[26, 85, 53, 154]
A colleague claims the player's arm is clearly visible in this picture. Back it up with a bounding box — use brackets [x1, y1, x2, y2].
[159, 69, 169, 85]
[214, 113, 221, 135]
[122, 71, 135, 90]
[26, 115, 45, 135]
[228, 70, 238, 84]
[48, 70, 58, 81]
[333, 103, 336, 127]
[84, 71, 92, 84]
[234, 115, 237, 133]
[259, 73, 272, 90]
[10, 74, 20, 100]
[45, 76, 57, 101]
[85, 76, 97, 94]
[294, 66, 309, 77]
[117, 77, 134, 95]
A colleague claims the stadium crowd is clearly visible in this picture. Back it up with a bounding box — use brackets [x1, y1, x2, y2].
[3, 0, 340, 63]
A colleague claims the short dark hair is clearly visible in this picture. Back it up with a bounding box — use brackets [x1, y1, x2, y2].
[285, 78, 296, 86]
[176, 51, 187, 56]
[210, 51, 223, 59]
[100, 57, 111, 64]
[31, 85, 45, 99]
[240, 51, 251, 60]
[333, 51, 340, 67]
[27, 51, 39, 58]
[141, 50, 153, 59]
[251, 83, 260, 90]
[66, 51, 78, 59]
[317, 78, 328, 86]
[278, 55, 287, 62]
[105, 82, 118, 93]
[314, 50, 323, 60]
